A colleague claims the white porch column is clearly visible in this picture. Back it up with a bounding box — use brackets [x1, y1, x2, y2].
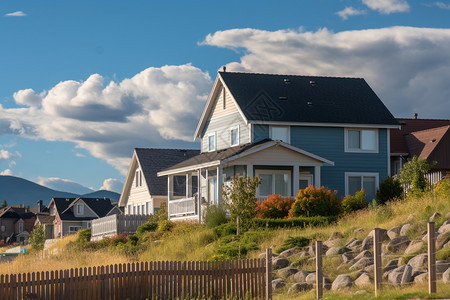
[186, 173, 192, 197]
[293, 164, 300, 198]
[217, 166, 223, 205]
[197, 169, 202, 223]
[205, 169, 209, 204]
[314, 166, 321, 187]
[168, 175, 173, 218]
[246, 164, 253, 178]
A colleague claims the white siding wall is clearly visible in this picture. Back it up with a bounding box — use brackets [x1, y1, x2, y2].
[126, 171, 153, 215]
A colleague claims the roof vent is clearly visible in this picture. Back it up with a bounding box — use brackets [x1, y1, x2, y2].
[284, 79, 291, 84]
[432, 138, 437, 143]
[222, 66, 226, 72]
[307, 101, 313, 106]
[279, 96, 288, 101]
[310, 80, 316, 86]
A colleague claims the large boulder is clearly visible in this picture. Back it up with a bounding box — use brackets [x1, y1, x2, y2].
[349, 257, 374, 271]
[328, 232, 344, 240]
[272, 278, 286, 290]
[361, 236, 373, 251]
[279, 247, 300, 258]
[443, 268, 450, 284]
[388, 266, 406, 286]
[342, 252, 354, 264]
[354, 250, 372, 261]
[288, 283, 313, 294]
[277, 267, 298, 279]
[272, 257, 290, 270]
[331, 274, 353, 291]
[307, 244, 328, 256]
[400, 224, 411, 236]
[326, 246, 349, 256]
[436, 232, 450, 249]
[292, 270, 310, 283]
[368, 228, 388, 240]
[383, 258, 400, 273]
[305, 273, 317, 285]
[436, 260, 448, 275]
[407, 254, 428, 269]
[346, 239, 362, 251]
[387, 226, 402, 240]
[400, 265, 413, 285]
[345, 238, 357, 247]
[387, 236, 410, 252]
[438, 224, 450, 234]
[414, 272, 428, 284]
[404, 240, 424, 255]
[354, 272, 372, 287]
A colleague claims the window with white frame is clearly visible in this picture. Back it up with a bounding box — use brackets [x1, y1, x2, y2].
[345, 172, 379, 200]
[230, 126, 239, 146]
[135, 170, 142, 187]
[76, 203, 84, 215]
[255, 169, 291, 198]
[270, 126, 290, 143]
[208, 133, 216, 151]
[345, 128, 378, 153]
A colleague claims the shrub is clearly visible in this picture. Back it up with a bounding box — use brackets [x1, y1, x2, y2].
[398, 156, 433, 186]
[149, 202, 168, 222]
[342, 189, 368, 213]
[76, 229, 91, 244]
[253, 216, 337, 229]
[136, 222, 158, 236]
[276, 236, 310, 253]
[213, 222, 237, 238]
[290, 186, 342, 217]
[376, 176, 403, 205]
[158, 220, 175, 232]
[215, 230, 263, 259]
[204, 205, 228, 228]
[434, 177, 450, 198]
[109, 233, 127, 246]
[29, 225, 46, 251]
[255, 194, 294, 219]
[222, 176, 261, 233]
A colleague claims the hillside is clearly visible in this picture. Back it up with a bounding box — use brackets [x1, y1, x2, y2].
[0, 175, 120, 207]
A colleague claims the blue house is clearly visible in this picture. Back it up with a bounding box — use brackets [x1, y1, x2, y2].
[158, 71, 399, 221]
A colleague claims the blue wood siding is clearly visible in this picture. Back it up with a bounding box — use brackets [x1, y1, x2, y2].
[290, 126, 388, 197]
[252, 124, 270, 142]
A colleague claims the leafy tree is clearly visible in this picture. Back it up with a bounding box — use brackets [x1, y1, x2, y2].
[222, 176, 261, 234]
[0, 200, 7, 209]
[204, 205, 228, 228]
[398, 156, 432, 186]
[29, 225, 46, 251]
[376, 176, 403, 205]
[149, 201, 168, 222]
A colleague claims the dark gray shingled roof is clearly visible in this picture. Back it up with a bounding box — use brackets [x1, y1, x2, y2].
[219, 72, 399, 126]
[160, 139, 272, 173]
[53, 197, 115, 221]
[135, 148, 200, 196]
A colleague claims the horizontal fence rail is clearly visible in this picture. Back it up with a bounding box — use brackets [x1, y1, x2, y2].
[169, 197, 196, 217]
[0, 258, 269, 300]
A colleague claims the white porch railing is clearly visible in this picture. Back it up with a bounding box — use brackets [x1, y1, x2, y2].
[169, 197, 196, 217]
[91, 214, 150, 241]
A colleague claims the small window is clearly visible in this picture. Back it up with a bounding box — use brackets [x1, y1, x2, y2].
[345, 129, 378, 153]
[1, 225, 5, 232]
[127, 205, 132, 215]
[208, 134, 216, 151]
[270, 126, 290, 143]
[69, 226, 81, 233]
[345, 172, 379, 200]
[222, 87, 226, 110]
[141, 204, 145, 215]
[231, 127, 239, 146]
[76, 204, 84, 215]
[18, 222, 24, 233]
[135, 170, 140, 187]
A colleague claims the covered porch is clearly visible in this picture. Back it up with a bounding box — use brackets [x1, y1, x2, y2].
[158, 140, 334, 222]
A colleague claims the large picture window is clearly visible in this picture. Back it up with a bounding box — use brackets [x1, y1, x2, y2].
[345, 172, 379, 200]
[345, 128, 378, 153]
[255, 170, 291, 198]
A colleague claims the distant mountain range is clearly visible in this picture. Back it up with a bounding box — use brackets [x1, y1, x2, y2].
[0, 175, 120, 208]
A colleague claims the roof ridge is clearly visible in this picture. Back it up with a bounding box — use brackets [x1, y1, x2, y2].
[409, 125, 450, 135]
[135, 148, 199, 151]
[219, 71, 363, 80]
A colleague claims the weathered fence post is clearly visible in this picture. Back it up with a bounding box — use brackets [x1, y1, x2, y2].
[315, 241, 323, 299]
[373, 228, 382, 296]
[428, 222, 436, 294]
[265, 248, 272, 300]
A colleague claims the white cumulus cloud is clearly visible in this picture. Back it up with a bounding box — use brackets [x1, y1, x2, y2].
[337, 7, 367, 20]
[0, 64, 211, 173]
[0, 169, 13, 176]
[5, 11, 27, 17]
[202, 26, 450, 119]
[38, 177, 94, 194]
[100, 178, 124, 193]
[362, 0, 410, 14]
[435, 2, 450, 9]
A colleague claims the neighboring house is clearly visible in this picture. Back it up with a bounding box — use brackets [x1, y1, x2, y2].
[118, 148, 199, 215]
[48, 197, 121, 238]
[0, 207, 36, 244]
[30, 200, 49, 214]
[34, 213, 55, 239]
[390, 115, 450, 182]
[158, 71, 399, 221]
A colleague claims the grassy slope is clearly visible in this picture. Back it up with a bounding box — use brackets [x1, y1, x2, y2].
[1, 192, 449, 299]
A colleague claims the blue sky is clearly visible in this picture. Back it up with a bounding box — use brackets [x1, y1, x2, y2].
[1, 0, 449, 194]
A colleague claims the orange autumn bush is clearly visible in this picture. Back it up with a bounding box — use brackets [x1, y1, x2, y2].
[255, 194, 294, 219]
[289, 186, 342, 217]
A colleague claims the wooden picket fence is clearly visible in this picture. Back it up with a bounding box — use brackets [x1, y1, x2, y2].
[0, 257, 271, 300]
